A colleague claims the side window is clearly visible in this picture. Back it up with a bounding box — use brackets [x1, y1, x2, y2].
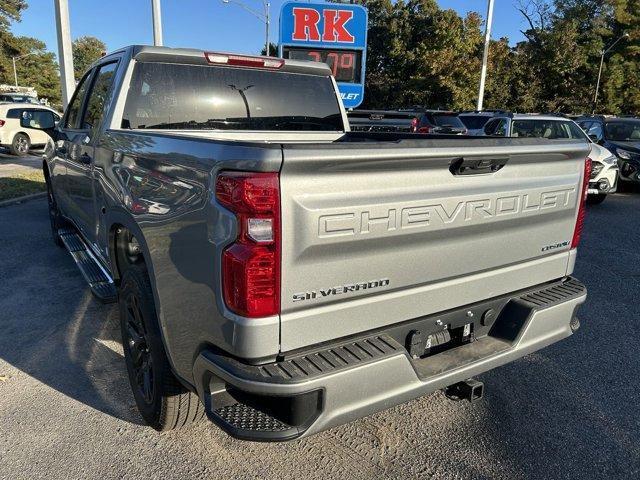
[27, 110, 55, 129]
[64, 72, 92, 129]
[81, 62, 118, 131]
[587, 122, 603, 139]
[566, 122, 588, 140]
[6, 108, 22, 119]
[494, 119, 507, 136]
[483, 119, 497, 135]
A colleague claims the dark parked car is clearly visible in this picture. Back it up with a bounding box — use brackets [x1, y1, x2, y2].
[458, 110, 509, 135]
[398, 108, 468, 134]
[347, 109, 417, 133]
[576, 116, 640, 185]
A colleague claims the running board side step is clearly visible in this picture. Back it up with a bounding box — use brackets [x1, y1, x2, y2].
[59, 228, 117, 304]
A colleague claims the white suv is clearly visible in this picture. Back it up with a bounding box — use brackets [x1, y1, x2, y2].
[0, 103, 61, 156]
[482, 114, 618, 204]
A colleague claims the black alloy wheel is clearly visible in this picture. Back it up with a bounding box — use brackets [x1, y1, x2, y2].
[123, 291, 155, 404]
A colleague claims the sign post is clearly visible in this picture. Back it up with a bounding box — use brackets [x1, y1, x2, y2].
[279, 1, 367, 109]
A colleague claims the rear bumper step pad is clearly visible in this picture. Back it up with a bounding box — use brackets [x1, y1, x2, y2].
[193, 276, 586, 441]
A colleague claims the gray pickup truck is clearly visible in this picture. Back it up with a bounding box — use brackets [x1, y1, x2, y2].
[39, 45, 589, 441]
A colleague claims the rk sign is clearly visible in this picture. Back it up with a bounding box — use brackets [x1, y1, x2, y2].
[279, 2, 368, 109]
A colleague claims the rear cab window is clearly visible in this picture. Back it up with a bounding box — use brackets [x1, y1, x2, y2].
[121, 62, 344, 132]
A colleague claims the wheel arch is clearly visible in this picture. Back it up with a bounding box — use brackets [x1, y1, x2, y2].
[105, 213, 153, 285]
[13, 130, 31, 143]
[105, 209, 193, 391]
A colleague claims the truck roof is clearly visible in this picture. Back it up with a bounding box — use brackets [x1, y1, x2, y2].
[101, 44, 332, 77]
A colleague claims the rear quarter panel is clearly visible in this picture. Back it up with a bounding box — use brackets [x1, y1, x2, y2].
[94, 130, 283, 383]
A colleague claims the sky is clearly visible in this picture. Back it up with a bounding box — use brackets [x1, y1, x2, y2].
[13, 0, 527, 59]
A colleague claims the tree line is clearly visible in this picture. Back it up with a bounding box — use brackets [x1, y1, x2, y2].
[361, 0, 639, 115]
[0, 1, 105, 108]
[0, 0, 636, 114]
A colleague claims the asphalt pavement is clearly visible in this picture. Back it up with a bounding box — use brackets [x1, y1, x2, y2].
[0, 151, 43, 177]
[0, 194, 639, 480]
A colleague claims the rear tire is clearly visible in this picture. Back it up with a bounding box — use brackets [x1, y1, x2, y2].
[11, 133, 30, 156]
[119, 264, 204, 430]
[587, 193, 607, 205]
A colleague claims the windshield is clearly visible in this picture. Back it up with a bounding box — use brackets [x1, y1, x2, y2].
[459, 115, 492, 129]
[431, 114, 465, 128]
[604, 121, 640, 142]
[122, 62, 344, 131]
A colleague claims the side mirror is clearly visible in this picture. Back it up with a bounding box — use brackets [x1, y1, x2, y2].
[588, 133, 602, 143]
[21, 111, 55, 130]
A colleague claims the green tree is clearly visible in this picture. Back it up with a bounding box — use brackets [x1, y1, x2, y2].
[73, 36, 106, 80]
[362, 0, 485, 110]
[6, 36, 61, 104]
[260, 42, 278, 56]
[0, 0, 26, 30]
[0, 1, 61, 106]
[360, 0, 639, 115]
[512, 0, 638, 114]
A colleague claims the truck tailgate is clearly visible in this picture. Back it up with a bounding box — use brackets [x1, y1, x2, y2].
[279, 138, 590, 352]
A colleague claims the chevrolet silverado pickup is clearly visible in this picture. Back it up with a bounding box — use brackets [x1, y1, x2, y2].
[39, 45, 589, 441]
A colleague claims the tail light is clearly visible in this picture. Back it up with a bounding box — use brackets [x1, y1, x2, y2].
[216, 171, 280, 317]
[418, 126, 431, 133]
[0, 120, 5, 127]
[410, 118, 418, 132]
[571, 158, 592, 249]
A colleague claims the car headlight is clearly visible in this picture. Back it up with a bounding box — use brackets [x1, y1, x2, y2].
[590, 162, 604, 179]
[616, 148, 634, 160]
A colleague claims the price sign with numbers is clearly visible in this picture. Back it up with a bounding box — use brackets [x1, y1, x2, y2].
[279, 2, 368, 109]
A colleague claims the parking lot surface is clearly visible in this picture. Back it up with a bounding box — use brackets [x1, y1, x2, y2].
[0, 152, 42, 178]
[0, 195, 639, 480]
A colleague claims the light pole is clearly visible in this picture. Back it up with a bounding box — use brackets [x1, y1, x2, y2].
[592, 33, 629, 114]
[476, 0, 495, 111]
[151, 0, 163, 46]
[54, 0, 75, 108]
[12, 52, 37, 87]
[221, 0, 270, 55]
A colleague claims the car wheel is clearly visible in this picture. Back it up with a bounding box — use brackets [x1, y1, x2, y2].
[587, 194, 607, 205]
[11, 133, 30, 156]
[119, 264, 204, 430]
[46, 179, 66, 247]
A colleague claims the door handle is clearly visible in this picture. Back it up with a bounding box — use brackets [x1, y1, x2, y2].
[450, 157, 509, 175]
[79, 153, 92, 165]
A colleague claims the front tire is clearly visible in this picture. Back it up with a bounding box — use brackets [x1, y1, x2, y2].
[587, 193, 607, 205]
[11, 133, 30, 156]
[119, 264, 204, 430]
